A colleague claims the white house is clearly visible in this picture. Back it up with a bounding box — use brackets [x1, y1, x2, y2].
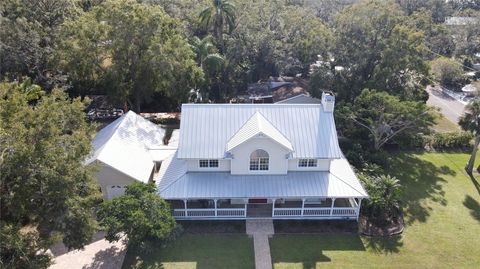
[87, 111, 177, 199]
[156, 92, 368, 220]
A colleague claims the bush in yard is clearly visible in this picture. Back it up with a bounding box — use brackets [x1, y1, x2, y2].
[360, 174, 401, 227]
[430, 131, 473, 149]
[430, 57, 464, 87]
[97, 182, 178, 251]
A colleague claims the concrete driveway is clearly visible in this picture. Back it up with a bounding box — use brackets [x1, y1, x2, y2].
[426, 86, 466, 124]
[49, 232, 126, 269]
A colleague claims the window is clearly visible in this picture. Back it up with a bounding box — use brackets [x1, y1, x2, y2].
[199, 159, 219, 168]
[250, 149, 269, 171]
[298, 159, 317, 167]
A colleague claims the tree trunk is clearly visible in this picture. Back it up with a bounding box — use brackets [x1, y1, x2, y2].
[466, 135, 480, 175]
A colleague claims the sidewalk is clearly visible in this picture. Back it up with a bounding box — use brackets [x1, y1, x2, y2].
[246, 219, 274, 269]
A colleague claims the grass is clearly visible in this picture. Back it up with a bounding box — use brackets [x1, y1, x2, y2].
[122, 234, 254, 269]
[432, 116, 460, 132]
[270, 152, 480, 269]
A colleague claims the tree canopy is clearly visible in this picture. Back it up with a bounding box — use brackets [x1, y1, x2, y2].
[0, 81, 100, 268]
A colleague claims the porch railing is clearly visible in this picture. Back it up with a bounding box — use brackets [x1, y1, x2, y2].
[273, 207, 357, 218]
[173, 208, 246, 218]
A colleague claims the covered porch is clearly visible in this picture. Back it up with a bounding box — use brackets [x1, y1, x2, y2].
[167, 197, 362, 220]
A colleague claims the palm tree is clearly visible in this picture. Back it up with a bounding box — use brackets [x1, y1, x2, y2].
[459, 98, 480, 175]
[199, 0, 236, 52]
[190, 35, 225, 72]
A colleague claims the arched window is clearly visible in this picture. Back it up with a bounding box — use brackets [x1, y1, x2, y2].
[250, 149, 269, 171]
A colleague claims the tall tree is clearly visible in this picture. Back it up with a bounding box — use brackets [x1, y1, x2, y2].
[459, 98, 480, 175]
[0, 0, 79, 88]
[0, 81, 100, 268]
[56, 0, 203, 111]
[333, 0, 429, 102]
[199, 0, 236, 52]
[343, 89, 437, 150]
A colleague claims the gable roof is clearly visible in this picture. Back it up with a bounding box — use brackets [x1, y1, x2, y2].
[226, 111, 293, 152]
[86, 111, 168, 182]
[177, 104, 342, 159]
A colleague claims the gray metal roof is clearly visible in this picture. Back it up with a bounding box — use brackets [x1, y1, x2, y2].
[156, 152, 368, 199]
[276, 94, 322, 104]
[177, 104, 343, 159]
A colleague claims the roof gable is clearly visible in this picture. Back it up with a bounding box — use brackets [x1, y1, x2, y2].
[177, 104, 342, 159]
[226, 112, 293, 152]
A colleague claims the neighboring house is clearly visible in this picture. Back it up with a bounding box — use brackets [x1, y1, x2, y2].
[86, 111, 177, 199]
[444, 16, 479, 26]
[276, 93, 322, 104]
[242, 77, 310, 103]
[156, 92, 368, 220]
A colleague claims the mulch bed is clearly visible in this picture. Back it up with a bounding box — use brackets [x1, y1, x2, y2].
[178, 220, 246, 234]
[358, 214, 404, 236]
[273, 220, 359, 234]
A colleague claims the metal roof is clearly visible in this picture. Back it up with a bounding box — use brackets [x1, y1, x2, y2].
[177, 104, 343, 159]
[226, 111, 293, 152]
[87, 111, 174, 182]
[156, 152, 367, 199]
[276, 94, 322, 104]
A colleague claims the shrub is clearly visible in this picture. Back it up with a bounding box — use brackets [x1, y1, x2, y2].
[430, 57, 464, 87]
[429, 131, 473, 148]
[360, 174, 401, 226]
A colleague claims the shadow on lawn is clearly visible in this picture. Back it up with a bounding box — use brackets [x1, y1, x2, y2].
[463, 195, 480, 222]
[386, 152, 455, 225]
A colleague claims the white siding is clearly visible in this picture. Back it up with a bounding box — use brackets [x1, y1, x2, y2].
[230, 137, 289, 175]
[186, 159, 231, 172]
[95, 163, 137, 199]
[288, 159, 330, 171]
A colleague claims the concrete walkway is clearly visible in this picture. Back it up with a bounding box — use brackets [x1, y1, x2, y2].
[49, 232, 127, 269]
[246, 219, 274, 269]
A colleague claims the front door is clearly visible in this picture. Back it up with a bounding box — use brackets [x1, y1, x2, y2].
[248, 198, 268, 204]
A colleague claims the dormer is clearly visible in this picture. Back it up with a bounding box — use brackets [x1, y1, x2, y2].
[226, 112, 293, 175]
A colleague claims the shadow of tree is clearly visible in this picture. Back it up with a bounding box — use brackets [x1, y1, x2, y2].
[362, 235, 403, 254]
[82, 245, 125, 269]
[467, 174, 480, 196]
[463, 195, 480, 222]
[385, 152, 456, 224]
[270, 234, 368, 268]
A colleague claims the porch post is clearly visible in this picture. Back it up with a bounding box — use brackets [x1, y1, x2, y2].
[356, 198, 363, 221]
[244, 201, 247, 217]
[272, 199, 276, 217]
[330, 198, 336, 216]
[183, 199, 187, 217]
[214, 199, 218, 217]
[301, 198, 305, 216]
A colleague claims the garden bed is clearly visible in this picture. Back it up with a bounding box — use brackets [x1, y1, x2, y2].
[274, 220, 358, 234]
[358, 214, 404, 236]
[178, 220, 246, 234]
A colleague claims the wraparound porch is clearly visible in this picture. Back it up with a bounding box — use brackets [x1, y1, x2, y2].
[168, 197, 362, 220]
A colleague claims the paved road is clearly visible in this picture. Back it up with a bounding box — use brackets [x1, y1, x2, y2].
[426, 86, 466, 124]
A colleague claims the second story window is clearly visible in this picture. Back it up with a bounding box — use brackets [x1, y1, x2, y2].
[199, 159, 219, 168]
[250, 149, 269, 171]
[298, 159, 317, 167]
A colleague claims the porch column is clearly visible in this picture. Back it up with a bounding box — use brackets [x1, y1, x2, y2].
[356, 198, 363, 221]
[183, 199, 187, 217]
[272, 199, 276, 217]
[244, 201, 247, 217]
[330, 198, 336, 216]
[301, 198, 305, 216]
[214, 199, 218, 217]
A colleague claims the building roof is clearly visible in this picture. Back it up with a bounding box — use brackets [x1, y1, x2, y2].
[276, 93, 322, 104]
[156, 152, 368, 199]
[226, 112, 293, 152]
[445, 16, 479, 26]
[177, 104, 342, 159]
[86, 111, 174, 182]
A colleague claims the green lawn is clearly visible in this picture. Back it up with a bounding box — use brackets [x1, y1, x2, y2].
[122, 234, 254, 269]
[270, 152, 480, 269]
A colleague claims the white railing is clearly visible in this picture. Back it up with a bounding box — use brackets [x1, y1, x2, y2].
[217, 208, 246, 217]
[173, 208, 245, 218]
[303, 208, 331, 216]
[332, 207, 357, 216]
[273, 208, 302, 216]
[273, 207, 357, 218]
